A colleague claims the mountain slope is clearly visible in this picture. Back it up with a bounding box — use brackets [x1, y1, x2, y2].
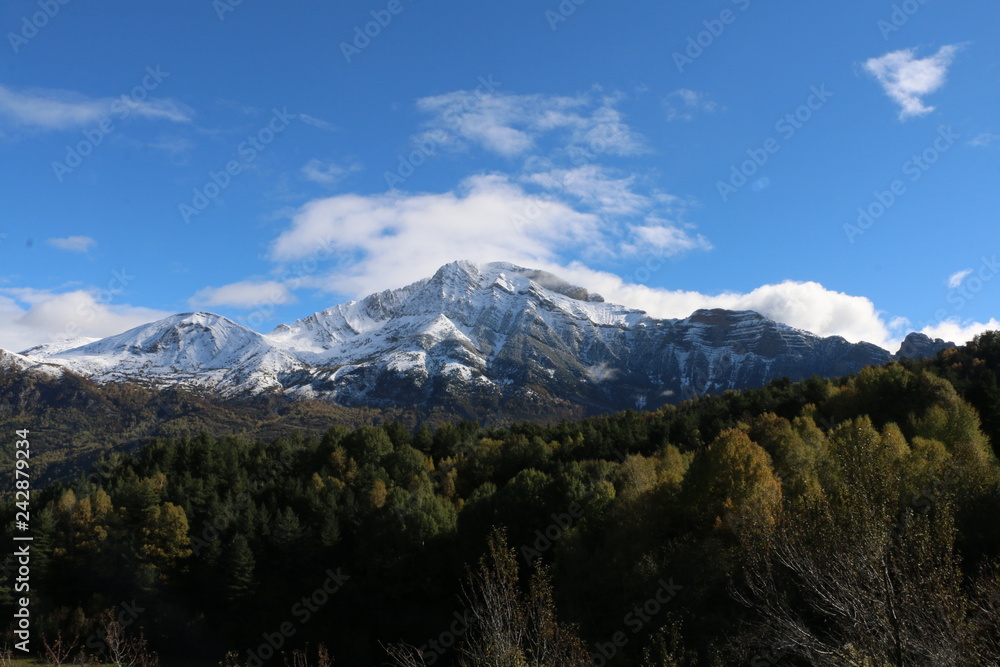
[18, 261, 939, 418]
[32, 312, 305, 397]
[264, 261, 894, 413]
[0, 348, 64, 379]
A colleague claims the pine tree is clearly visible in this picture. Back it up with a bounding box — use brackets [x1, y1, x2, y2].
[222, 534, 255, 603]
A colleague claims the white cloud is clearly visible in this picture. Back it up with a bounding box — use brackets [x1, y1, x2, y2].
[969, 132, 999, 147]
[269, 174, 605, 294]
[265, 174, 915, 350]
[525, 165, 650, 216]
[947, 269, 973, 289]
[301, 158, 362, 186]
[117, 97, 192, 123]
[522, 165, 709, 257]
[549, 265, 902, 349]
[415, 89, 646, 158]
[0, 288, 169, 352]
[298, 114, 338, 132]
[0, 83, 193, 130]
[268, 172, 710, 296]
[663, 89, 721, 122]
[920, 318, 1000, 346]
[863, 45, 961, 119]
[189, 281, 296, 309]
[47, 236, 96, 253]
[623, 222, 713, 257]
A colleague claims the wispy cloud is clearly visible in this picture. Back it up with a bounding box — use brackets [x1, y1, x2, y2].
[947, 269, 973, 288]
[0, 83, 193, 130]
[525, 165, 650, 216]
[190, 281, 296, 309]
[663, 89, 721, 122]
[47, 236, 96, 253]
[298, 113, 338, 132]
[622, 222, 713, 257]
[863, 45, 962, 119]
[969, 132, 999, 147]
[415, 89, 647, 158]
[301, 158, 363, 186]
[523, 165, 708, 257]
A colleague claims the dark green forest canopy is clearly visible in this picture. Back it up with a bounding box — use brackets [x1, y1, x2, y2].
[1, 332, 999, 664]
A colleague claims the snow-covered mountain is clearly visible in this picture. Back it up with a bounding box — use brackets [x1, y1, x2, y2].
[0, 348, 64, 379]
[22, 312, 305, 397]
[9, 261, 950, 417]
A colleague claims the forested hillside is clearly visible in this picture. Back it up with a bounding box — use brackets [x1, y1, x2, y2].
[0, 369, 456, 486]
[2, 334, 999, 665]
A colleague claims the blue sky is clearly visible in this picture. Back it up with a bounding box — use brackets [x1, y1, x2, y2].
[1, 0, 998, 352]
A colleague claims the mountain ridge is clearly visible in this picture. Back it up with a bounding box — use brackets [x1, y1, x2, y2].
[9, 260, 956, 417]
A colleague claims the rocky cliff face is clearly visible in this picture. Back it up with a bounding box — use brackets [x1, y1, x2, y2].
[894, 332, 956, 361]
[12, 261, 931, 418]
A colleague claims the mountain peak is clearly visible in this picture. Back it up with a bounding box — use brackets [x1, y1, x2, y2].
[429, 260, 604, 303]
[14, 260, 928, 415]
[895, 332, 956, 360]
[71, 311, 258, 356]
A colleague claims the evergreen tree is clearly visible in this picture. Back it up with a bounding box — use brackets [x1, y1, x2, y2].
[222, 534, 256, 604]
